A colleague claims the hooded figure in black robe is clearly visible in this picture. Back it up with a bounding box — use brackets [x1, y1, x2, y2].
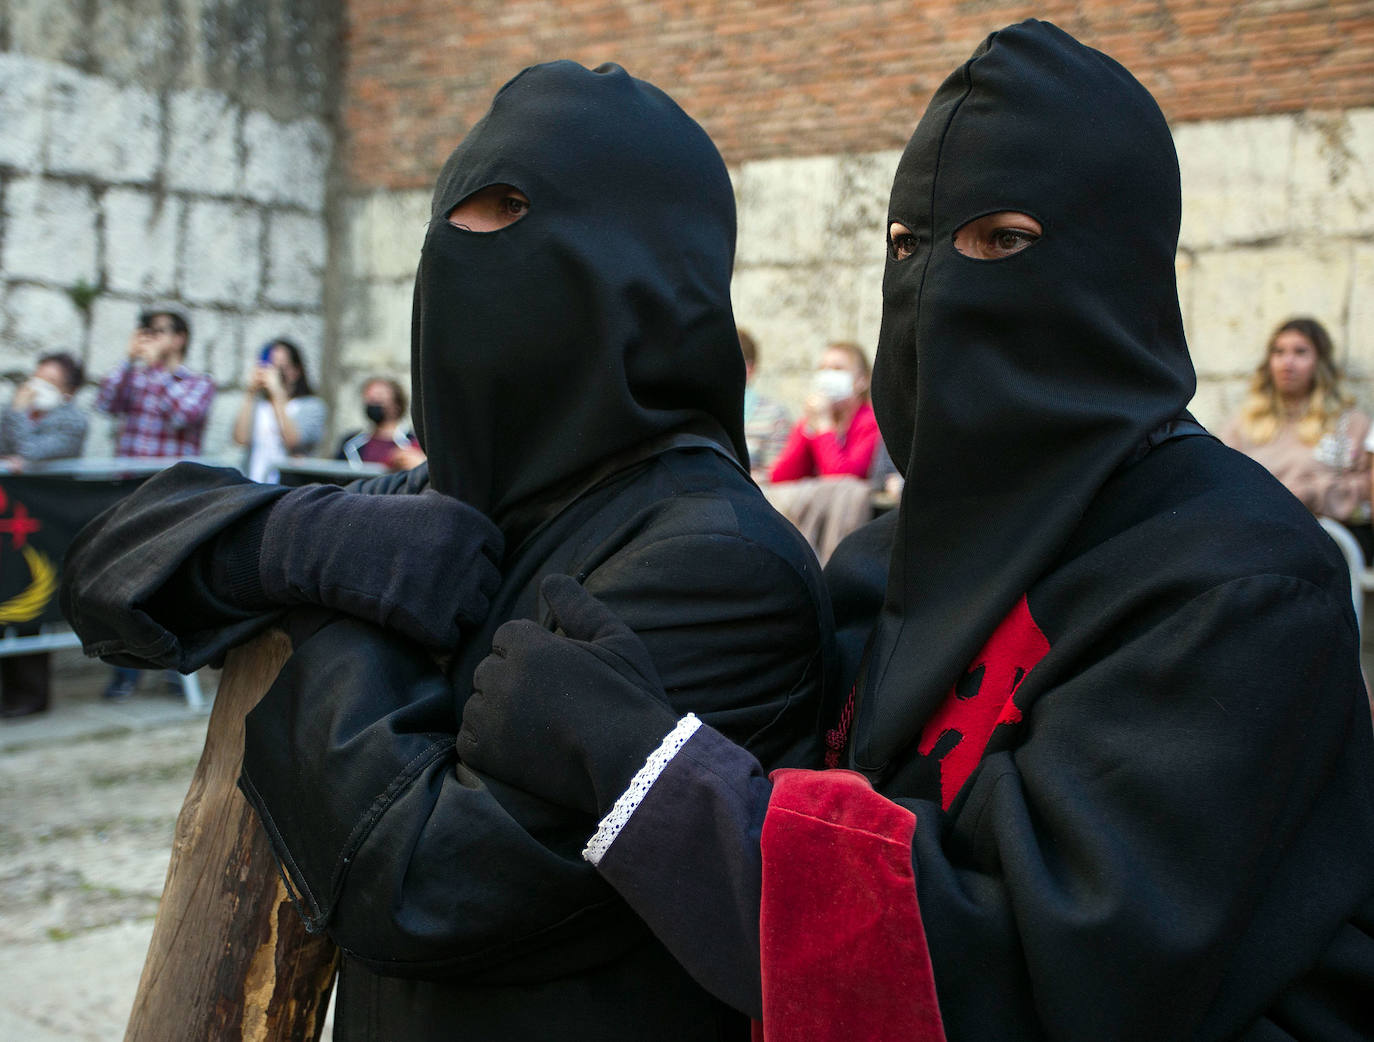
[459, 22, 1374, 1041]
[60, 61, 833, 1041]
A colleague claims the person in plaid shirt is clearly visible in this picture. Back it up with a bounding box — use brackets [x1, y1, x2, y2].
[96, 309, 215, 458]
[96, 308, 215, 701]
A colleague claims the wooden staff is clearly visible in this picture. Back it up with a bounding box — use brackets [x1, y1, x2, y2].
[125, 631, 338, 1042]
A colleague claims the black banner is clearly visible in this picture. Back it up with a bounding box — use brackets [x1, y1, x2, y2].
[0, 474, 148, 627]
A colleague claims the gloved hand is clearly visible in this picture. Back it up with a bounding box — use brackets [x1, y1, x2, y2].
[237, 485, 502, 649]
[460, 573, 680, 819]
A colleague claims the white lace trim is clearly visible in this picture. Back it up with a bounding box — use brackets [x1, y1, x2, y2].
[582, 713, 702, 866]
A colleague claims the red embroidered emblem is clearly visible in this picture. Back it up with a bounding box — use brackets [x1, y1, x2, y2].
[916, 594, 1049, 809]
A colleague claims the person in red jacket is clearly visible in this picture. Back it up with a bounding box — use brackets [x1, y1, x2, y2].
[769, 342, 879, 482]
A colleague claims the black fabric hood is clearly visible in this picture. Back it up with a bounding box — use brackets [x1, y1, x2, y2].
[854, 20, 1196, 778]
[411, 61, 747, 529]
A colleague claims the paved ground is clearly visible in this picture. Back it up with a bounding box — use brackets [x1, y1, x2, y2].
[3, 629, 1371, 1041]
[0, 654, 218, 1041]
[0, 652, 345, 1041]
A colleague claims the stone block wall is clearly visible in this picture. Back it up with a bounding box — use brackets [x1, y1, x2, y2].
[7, 0, 1372, 462]
[336, 104, 1374, 436]
[0, 0, 341, 459]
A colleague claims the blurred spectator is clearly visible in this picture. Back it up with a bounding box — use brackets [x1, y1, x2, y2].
[739, 328, 791, 476]
[0, 352, 87, 472]
[233, 339, 329, 483]
[769, 341, 879, 483]
[1222, 316, 1372, 556]
[337, 377, 426, 471]
[868, 436, 904, 501]
[96, 309, 215, 458]
[0, 352, 88, 718]
[96, 308, 214, 702]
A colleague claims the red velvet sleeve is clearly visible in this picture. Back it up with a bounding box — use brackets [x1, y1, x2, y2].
[808, 402, 879, 478]
[754, 767, 946, 1042]
[768, 421, 815, 482]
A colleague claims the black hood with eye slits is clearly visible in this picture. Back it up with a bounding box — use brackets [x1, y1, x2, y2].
[411, 61, 747, 535]
[852, 20, 1197, 779]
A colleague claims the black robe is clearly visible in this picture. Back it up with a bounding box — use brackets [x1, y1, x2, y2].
[63, 447, 832, 1041]
[582, 433, 1374, 1041]
[62, 59, 837, 1042]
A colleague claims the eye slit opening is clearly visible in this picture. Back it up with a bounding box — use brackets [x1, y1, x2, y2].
[888, 221, 918, 262]
[446, 183, 531, 233]
[951, 211, 1042, 261]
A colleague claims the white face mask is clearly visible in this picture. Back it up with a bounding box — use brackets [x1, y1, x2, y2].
[24, 377, 64, 412]
[811, 367, 855, 403]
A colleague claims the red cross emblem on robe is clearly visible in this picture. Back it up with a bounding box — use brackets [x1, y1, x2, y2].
[916, 594, 1049, 809]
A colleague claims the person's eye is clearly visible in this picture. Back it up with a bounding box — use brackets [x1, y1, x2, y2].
[501, 195, 529, 217]
[889, 232, 918, 261]
[989, 227, 1039, 256]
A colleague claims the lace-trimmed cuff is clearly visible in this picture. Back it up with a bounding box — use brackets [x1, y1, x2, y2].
[582, 713, 702, 866]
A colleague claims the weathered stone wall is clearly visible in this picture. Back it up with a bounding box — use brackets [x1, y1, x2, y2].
[7, 1, 1372, 459]
[0, 0, 341, 458]
[336, 106, 1374, 434]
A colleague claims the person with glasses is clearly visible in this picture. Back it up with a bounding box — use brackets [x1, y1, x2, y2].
[94, 309, 216, 701]
[95, 309, 215, 460]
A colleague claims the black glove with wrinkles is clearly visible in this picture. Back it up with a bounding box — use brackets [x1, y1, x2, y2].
[219, 485, 503, 650]
[461, 573, 680, 819]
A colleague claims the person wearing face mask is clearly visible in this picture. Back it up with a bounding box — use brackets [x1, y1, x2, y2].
[768, 341, 879, 483]
[0, 353, 87, 475]
[233, 339, 329, 484]
[0, 352, 88, 718]
[59, 61, 832, 1040]
[763, 342, 882, 563]
[336, 376, 424, 470]
[458, 21, 1374, 1042]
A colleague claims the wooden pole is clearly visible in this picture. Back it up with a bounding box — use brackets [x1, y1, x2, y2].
[125, 631, 338, 1042]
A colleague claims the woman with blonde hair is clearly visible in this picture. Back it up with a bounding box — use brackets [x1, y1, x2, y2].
[1222, 316, 1372, 553]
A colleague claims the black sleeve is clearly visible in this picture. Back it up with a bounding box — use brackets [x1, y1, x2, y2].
[60, 462, 290, 671]
[594, 724, 772, 1017]
[342, 461, 429, 496]
[237, 529, 825, 981]
[60, 461, 430, 672]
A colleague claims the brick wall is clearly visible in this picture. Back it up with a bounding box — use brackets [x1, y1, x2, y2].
[342, 0, 1374, 190]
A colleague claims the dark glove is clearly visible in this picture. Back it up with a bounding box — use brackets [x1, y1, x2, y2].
[221, 485, 502, 649]
[461, 573, 680, 818]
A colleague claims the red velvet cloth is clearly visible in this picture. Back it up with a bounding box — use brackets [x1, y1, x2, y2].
[753, 768, 946, 1042]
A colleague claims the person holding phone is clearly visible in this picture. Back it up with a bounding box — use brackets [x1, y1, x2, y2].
[233, 339, 328, 483]
[95, 309, 215, 460]
[94, 309, 215, 701]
